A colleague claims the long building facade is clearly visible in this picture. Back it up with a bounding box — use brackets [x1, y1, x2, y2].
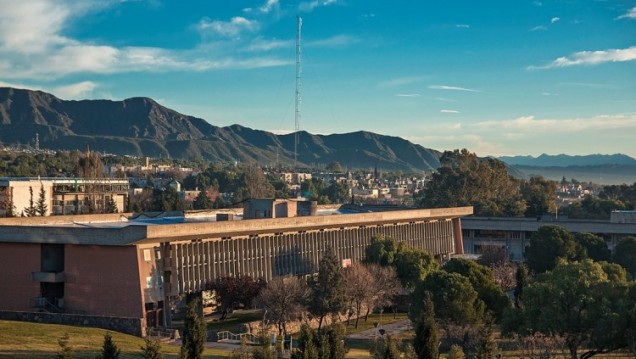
[0, 206, 472, 336]
[462, 211, 636, 261]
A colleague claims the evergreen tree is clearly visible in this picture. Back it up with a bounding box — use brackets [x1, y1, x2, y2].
[35, 184, 48, 216]
[97, 332, 120, 359]
[105, 196, 118, 214]
[24, 186, 36, 217]
[56, 332, 73, 359]
[193, 189, 211, 210]
[293, 324, 319, 359]
[474, 320, 498, 359]
[251, 335, 277, 359]
[308, 247, 347, 328]
[325, 324, 346, 359]
[513, 264, 527, 309]
[180, 294, 207, 359]
[140, 337, 163, 359]
[413, 292, 438, 359]
[370, 335, 402, 359]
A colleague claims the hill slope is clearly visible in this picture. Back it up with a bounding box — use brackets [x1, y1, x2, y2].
[0, 87, 441, 171]
[499, 153, 636, 167]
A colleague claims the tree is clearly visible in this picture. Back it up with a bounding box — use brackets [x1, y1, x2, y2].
[325, 323, 347, 359]
[524, 225, 582, 274]
[413, 292, 439, 359]
[193, 187, 213, 210]
[293, 324, 319, 359]
[473, 319, 498, 359]
[394, 249, 437, 290]
[447, 345, 465, 359]
[308, 248, 347, 329]
[417, 149, 526, 217]
[35, 184, 48, 216]
[343, 263, 375, 328]
[520, 176, 557, 218]
[575, 232, 610, 262]
[364, 235, 404, 267]
[105, 196, 118, 214]
[325, 161, 344, 173]
[251, 334, 277, 359]
[257, 276, 309, 337]
[370, 335, 405, 359]
[613, 237, 636, 278]
[513, 264, 528, 309]
[140, 337, 163, 359]
[323, 182, 350, 204]
[56, 333, 73, 359]
[411, 271, 483, 326]
[521, 260, 633, 359]
[180, 294, 207, 359]
[97, 332, 120, 359]
[366, 264, 401, 320]
[24, 186, 36, 217]
[442, 258, 511, 321]
[211, 276, 265, 319]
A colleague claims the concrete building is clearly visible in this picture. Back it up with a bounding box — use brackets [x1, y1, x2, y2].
[0, 205, 472, 336]
[462, 212, 636, 261]
[0, 177, 129, 216]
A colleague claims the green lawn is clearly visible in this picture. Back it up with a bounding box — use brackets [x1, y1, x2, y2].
[0, 320, 229, 359]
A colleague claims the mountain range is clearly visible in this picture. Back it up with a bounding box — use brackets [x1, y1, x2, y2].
[498, 154, 636, 167]
[0, 87, 440, 171]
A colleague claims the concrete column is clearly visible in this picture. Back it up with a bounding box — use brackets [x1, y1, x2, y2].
[452, 218, 464, 255]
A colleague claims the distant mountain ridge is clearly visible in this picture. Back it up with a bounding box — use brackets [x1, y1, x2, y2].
[498, 153, 636, 167]
[0, 87, 441, 171]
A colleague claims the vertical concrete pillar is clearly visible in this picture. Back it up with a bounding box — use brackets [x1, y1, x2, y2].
[452, 218, 464, 255]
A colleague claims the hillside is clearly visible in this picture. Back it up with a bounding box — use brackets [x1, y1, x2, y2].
[0, 87, 441, 172]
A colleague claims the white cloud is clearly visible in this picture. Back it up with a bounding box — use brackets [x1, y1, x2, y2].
[529, 46, 636, 69]
[246, 37, 293, 52]
[395, 93, 421, 97]
[378, 76, 428, 88]
[260, 0, 279, 13]
[475, 114, 636, 133]
[617, 7, 636, 19]
[306, 35, 358, 47]
[53, 81, 98, 99]
[0, 1, 289, 81]
[435, 97, 458, 102]
[551, 17, 560, 24]
[530, 25, 547, 31]
[540, 92, 559, 96]
[441, 109, 460, 113]
[197, 17, 259, 38]
[456, 24, 470, 29]
[429, 85, 480, 93]
[299, 0, 337, 13]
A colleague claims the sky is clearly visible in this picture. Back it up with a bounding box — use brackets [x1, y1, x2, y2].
[1, 0, 635, 158]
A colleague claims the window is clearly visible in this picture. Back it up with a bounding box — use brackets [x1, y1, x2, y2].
[143, 249, 152, 261]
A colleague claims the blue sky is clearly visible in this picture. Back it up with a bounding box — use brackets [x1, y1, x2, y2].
[1, 0, 635, 157]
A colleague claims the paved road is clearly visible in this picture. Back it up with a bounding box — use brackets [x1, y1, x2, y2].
[347, 320, 412, 340]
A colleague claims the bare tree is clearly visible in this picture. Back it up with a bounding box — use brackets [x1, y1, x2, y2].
[256, 276, 309, 337]
[490, 261, 517, 293]
[366, 263, 401, 320]
[343, 263, 376, 328]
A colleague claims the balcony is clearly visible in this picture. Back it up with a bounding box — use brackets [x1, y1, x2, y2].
[31, 271, 65, 283]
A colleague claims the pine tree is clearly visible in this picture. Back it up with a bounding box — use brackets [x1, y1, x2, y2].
[56, 332, 73, 359]
[474, 320, 498, 359]
[293, 324, 319, 359]
[35, 184, 48, 216]
[193, 189, 211, 210]
[105, 196, 118, 214]
[514, 264, 528, 309]
[97, 332, 121, 359]
[308, 247, 347, 328]
[325, 324, 346, 359]
[140, 336, 163, 359]
[24, 186, 37, 217]
[180, 293, 207, 359]
[413, 292, 438, 359]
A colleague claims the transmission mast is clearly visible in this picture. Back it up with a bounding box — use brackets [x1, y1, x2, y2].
[294, 15, 302, 170]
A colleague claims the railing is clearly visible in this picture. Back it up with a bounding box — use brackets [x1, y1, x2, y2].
[30, 296, 64, 313]
[216, 331, 260, 345]
[147, 327, 180, 341]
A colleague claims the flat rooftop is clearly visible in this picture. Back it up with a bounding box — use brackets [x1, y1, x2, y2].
[0, 206, 473, 246]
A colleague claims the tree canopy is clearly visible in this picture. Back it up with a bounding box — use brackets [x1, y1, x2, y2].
[524, 225, 583, 274]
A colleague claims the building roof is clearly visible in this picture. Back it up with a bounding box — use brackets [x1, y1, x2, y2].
[0, 206, 473, 246]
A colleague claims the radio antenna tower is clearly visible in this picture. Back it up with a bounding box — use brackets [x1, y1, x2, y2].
[294, 15, 303, 170]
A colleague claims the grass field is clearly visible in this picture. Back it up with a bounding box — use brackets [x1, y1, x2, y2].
[0, 320, 229, 359]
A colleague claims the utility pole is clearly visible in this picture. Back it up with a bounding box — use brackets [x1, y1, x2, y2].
[294, 15, 302, 170]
